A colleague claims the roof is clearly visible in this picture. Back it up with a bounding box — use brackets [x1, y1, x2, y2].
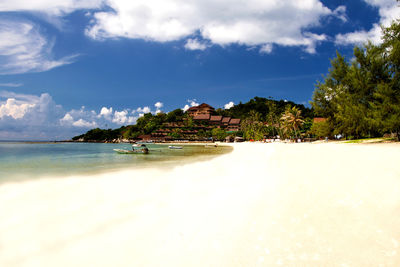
[313, 117, 327, 123]
[210, 115, 222, 121]
[187, 106, 199, 112]
[222, 117, 231, 123]
[229, 118, 241, 124]
[193, 114, 211, 120]
[197, 103, 214, 110]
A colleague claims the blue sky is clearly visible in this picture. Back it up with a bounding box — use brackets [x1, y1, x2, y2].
[0, 0, 399, 140]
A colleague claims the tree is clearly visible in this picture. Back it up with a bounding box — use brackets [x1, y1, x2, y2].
[241, 110, 267, 140]
[375, 20, 400, 140]
[311, 20, 400, 140]
[280, 106, 304, 139]
[211, 128, 227, 141]
[310, 120, 331, 139]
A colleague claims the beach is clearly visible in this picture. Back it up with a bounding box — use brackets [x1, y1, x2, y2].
[1, 142, 400, 266]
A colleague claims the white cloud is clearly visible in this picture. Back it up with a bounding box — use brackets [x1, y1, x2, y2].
[0, 83, 23, 87]
[0, 98, 35, 119]
[0, 0, 104, 16]
[0, 91, 167, 140]
[0, 19, 77, 74]
[260, 44, 273, 54]
[154, 102, 164, 114]
[154, 102, 163, 109]
[72, 119, 98, 128]
[184, 39, 208, 51]
[112, 110, 136, 124]
[332, 5, 347, 23]
[335, 1, 400, 45]
[136, 106, 151, 113]
[85, 0, 339, 53]
[0, 91, 66, 140]
[189, 99, 199, 107]
[60, 113, 73, 123]
[224, 101, 235, 110]
[98, 106, 113, 120]
[182, 99, 200, 112]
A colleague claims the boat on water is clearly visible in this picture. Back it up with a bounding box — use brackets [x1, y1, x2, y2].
[113, 144, 149, 154]
[205, 143, 218, 147]
[168, 146, 183, 149]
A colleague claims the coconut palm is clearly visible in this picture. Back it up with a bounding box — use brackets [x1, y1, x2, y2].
[280, 106, 304, 139]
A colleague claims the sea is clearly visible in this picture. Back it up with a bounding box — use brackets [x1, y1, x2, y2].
[0, 142, 232, 183]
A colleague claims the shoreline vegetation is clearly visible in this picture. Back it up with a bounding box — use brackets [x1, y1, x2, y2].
[72, 20, 400, 144]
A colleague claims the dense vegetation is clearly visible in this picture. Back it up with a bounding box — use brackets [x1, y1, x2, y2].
[311, 19, 400, 140]
[72, 97, 314, 142]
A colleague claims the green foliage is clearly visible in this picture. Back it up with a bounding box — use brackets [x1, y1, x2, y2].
[74, 128, 120, 141]
[211, 128, 228, 141]
[241, 110, 267, 140]
[168, 129, 182, 139]
[166, 109, 184, 122]
[280, 106, 304, 139]
[310, 121, 331, 138]
[311, 20, 400, 140]
[217, 97, 314, 120]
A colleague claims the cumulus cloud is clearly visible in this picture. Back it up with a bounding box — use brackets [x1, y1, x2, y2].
[184, 39, 208, 51]
[154, 102, 164, 114]
[0, 91, 65, 140]
[72, 119, 98, 128]
[182, 99, 199, 112]
[0, 19, 77, 74]
[112, 110, 136, 124]
[224, 101, 235, 110]
[85, 0, 341, 53]
[0, 91, 148, 140]
[136, 106, 151, 114]
[98, 106, 113, 120]
[335, 1, 400, 45]
[154, 102, 163, 109]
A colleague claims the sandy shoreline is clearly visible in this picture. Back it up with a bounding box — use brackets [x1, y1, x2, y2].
[1, 142, 399, 266]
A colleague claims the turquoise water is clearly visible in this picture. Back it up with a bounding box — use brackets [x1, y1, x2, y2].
[0, 142, 232, 182]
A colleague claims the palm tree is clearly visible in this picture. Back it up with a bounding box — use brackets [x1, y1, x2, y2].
[280, 106, 304, 139]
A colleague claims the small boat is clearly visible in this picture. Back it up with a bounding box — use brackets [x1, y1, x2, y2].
[114, 144, 149, 154]
[205, 143, 218, 147]
[168, 146, 183, 149]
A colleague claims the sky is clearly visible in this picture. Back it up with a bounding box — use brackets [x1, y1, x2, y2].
[0, 0, 399, 140]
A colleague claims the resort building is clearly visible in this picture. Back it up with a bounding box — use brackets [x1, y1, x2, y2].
[139, 103, 242, 142]
[193, 114, 211, 121]
[187, 103, 215, 117]
[226, 118, 241, 131]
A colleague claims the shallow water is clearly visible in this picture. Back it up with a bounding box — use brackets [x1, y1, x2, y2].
[0, 142, 232, 182]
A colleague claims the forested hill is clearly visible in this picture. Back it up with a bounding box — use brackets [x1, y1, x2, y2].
[72, 96, 314, 142]
[215, 97, 313, 119]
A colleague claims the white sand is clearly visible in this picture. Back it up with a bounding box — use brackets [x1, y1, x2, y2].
[1, 142, 400, 266]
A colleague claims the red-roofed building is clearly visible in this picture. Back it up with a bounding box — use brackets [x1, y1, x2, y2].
[193, 114, 211, 121]
[210, 115, 223, 125]
[227, 118, 241, 131]
[187, 103, 215, 117]
[313, 117, 327, 123]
